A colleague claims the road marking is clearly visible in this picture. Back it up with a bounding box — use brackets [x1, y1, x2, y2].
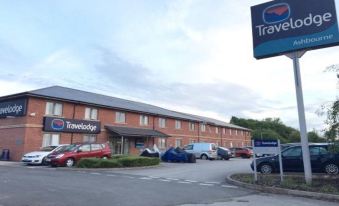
[199, 183, 214, 186]
[184, 180, 198, 183]
[158, 179, 171, 182]
[165, 178, 179, 181]
[140, 177, 152, 179]
[106, 174, 116, 177]
[204, 181, 220, 184]
[123, 176, 135, 179]
[221, 185, 238, 188]
[178, 181, 191, 184]
[90, 172, 101, 175]
[148, 176, 160, 179]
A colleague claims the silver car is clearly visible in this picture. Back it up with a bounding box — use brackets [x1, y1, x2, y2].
[183, 143, 218, 160]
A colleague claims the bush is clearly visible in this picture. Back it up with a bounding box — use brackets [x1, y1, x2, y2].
[111, 154, 130, 159]
[118, 156, 160, 167]
[76, 156, 160, 168]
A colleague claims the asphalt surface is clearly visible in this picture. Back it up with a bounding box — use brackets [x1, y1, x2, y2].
[0, 159, 337, 206]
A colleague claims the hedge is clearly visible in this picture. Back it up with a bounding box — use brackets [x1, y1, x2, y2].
[76, 156, 160, 168]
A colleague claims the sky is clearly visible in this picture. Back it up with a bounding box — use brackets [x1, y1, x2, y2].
[0, 0, 338, 133]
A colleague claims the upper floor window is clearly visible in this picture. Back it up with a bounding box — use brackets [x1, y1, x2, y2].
[223, 128, 225, 134]
[241, 130, 244, 136]
[175, 120, 181, 129]
[140, 115, 148, 126]
[85, 107, 98, 120]
[159, 118, 166, 128]
[189, 122, 195, 131]
[235, 130, 238, 135]
[201, 124, 206, 132]
[116, 112, 126, 123]
[215, 127, 219, 134]
[229, 129, 232, 135]
[45, 102, 62, 116]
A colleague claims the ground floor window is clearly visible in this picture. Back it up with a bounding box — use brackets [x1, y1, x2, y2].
[42, 133, 60, 147]
[158, 138, 166, 149]
[83, 134, 96, 143]
[175, 138, 182, 148]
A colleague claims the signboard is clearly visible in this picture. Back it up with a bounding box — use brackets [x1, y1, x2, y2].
[0, 98, 27, 118]
[251, 0, 339, 59]
[43, 117, 101, 134]
[253, 139, 279, 155]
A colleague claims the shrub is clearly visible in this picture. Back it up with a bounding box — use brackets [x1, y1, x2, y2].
[111, 154, 129, 159]
[76, 156, 160, 168]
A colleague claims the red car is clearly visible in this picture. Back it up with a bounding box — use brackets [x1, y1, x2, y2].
[48, 142, 111, 167]
[229, 147, 253, 158]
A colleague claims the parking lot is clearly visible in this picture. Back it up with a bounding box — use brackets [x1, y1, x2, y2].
[0, 158, 338, 206]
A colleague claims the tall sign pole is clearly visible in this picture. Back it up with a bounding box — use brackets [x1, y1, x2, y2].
[251, 0, 339, 184]
[286, 51, 312, 184]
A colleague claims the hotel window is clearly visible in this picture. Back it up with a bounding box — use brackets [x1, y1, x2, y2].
[235, 130, 238, 135]
[175, 120, 181, 129]
[215, 127, 219, 134]
[83, 134, 96, 143]
[116, 112, 126, 123]
[189, 122, 195, 131]
[42, 133, 60, 147]
[201, 124, 206, 132]
[45, 102, 62, 116]
[158, 138, 166, 149]
[85, 107, 98, 120]
[159, 118, 166, 128]
[175, 138, 182, 147]
[140, 115, 148, 126]
[190, 139, 197, 144]
[229, 129, 232, 135]
[223, 128, 225, 134]
[241, 131, 244, 136]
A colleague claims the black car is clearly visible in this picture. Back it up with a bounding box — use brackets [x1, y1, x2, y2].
[251, 143, 339, 175]
[217, 147, 231, 160]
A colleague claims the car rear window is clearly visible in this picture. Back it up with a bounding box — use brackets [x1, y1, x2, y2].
[40, 146, 57, 151]
[91, 144, 103, 151]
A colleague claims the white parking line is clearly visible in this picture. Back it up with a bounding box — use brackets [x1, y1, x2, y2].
[165, 178, 179, 181]
[123, 176, 135, 179]
[221, 185, 238, 188]
[139, 177, 152, 180]
[90, 172, 101, 175]
[204, 181, 220, 184]
[148, 176, 160, 179]
[158, 179, 171, 182]
[184, 180, 198, 183]
[199, 183, 214, 186]
[178, 181, 192, 184]
[106, 174, 116, 177]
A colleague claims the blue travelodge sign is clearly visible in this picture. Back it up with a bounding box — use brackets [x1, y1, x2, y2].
[43, 117, 101, 134]
[251, 0, 339, 59]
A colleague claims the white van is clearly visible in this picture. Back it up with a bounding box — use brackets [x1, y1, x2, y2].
[183, 143, 218, 160]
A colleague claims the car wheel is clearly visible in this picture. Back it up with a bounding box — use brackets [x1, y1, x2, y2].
[201, 154, 208, 160]
[65, 158, 75, 167]
[41, 157, 47, 166]
[241, 154, 247, 159]
[324, 163, 339, 175]
[224, 157, 230, 160]
[102, 156, 108, 160]
[259, 163, 273, 174]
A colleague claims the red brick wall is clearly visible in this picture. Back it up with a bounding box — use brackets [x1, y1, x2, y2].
[0, 96, 251, 160]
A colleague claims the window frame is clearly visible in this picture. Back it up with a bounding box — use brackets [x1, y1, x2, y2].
[85, 107, 98, 120]
[158, 118, 166, 128]
[140, 115, 149, 126]
[175, 120, 181, 129]
[115, 112, 126, 123]
[45, 102, 63, 116]
[42, 133, 60, 147]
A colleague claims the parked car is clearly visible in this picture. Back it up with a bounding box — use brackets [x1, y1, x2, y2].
[21, 144, 69, 165]
[217, 147, 231, 160]
[48, 142, 111, 167]
[229, 147, 253, 158]
[251, 143, 339, 175]
[161, 147, 196, 163]
[183, 143, 218, 160]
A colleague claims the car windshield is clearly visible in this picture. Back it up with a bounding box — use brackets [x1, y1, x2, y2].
[40, 146, 57, 152]
[64, 144, 80, 152]
[53, 145, 69, 153]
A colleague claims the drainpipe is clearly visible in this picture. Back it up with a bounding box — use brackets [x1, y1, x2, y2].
[121, 136, 124, 154]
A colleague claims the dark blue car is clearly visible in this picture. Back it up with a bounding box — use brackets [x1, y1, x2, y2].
[251, 143, 339, 175]
[161, 147, 196, 163]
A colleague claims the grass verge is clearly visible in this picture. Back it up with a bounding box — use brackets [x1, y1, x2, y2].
[231, 173, 339, 195]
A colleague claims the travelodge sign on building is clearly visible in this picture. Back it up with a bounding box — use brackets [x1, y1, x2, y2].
[251, 0, 339, 59]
